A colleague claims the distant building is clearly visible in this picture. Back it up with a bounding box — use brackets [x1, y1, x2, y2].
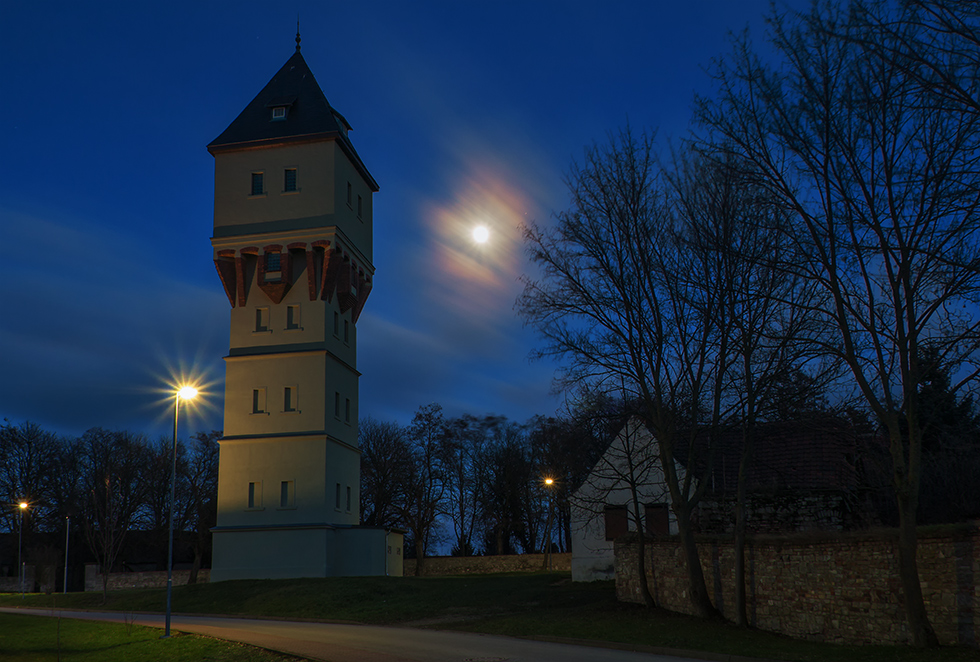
[681, 419, 872, 534]
[208, 36, 402, 581]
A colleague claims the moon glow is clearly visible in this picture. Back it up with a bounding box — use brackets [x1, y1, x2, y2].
[472, 226, 490, 244]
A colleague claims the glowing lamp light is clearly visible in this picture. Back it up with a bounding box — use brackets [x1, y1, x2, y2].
[18, 502, 27, 510]
[472, 226, 490, 244]
[177, 386, 198, 401]
[544, 478, 554, 486]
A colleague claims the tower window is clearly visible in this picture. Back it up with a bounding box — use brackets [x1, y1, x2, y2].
[247, 481, 261, 509]
[347, 181, 352, 206]
[343, 320, 349, 344]
[272, 106, 287, 120]
[345, 398, 351, 423]
[357, 195, 362, 219]
[286, 304, 301, 330]
[251, 172, 264, 196]
[252, 388, 267, 414]
[284, 168, 297, 192]
[284, 386, 297, 412]
[255, 307, 269, 333]
[346, 486, 352, 512]
[333, 311, 340, 337]
[334, 391, 341, 418]
[265, 252, 281, 272]
[280, 480, 294, 508]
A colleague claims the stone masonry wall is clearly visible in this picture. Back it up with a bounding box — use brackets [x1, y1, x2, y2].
[616, 524, 978, 646]
[84, 565, 210, 592]
[404, 552, 571, 577]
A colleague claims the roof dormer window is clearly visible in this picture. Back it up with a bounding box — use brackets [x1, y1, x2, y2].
[266, 96, 296, 122]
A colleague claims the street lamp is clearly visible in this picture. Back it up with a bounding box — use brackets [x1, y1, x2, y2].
[64, 516, 70, 594]
[542, 478, 555, 571]
[18, 501, 27, 598]
[164, 385, 197, 638]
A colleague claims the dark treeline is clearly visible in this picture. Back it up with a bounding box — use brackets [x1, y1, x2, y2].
[0, 420, 219, 599]
[358, 400, 620, 575]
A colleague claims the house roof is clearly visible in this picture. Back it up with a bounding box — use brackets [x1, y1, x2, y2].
[208, 47, 379, 191]
[674, 419, 859, 495]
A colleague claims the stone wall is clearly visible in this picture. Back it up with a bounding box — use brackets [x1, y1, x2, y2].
[84, 565, 210, 592]
[403, 552, 571, 577]
[616, 524, 979, 646]
[0, 566, 35, 593]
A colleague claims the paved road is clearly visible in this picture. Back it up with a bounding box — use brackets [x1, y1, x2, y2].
[1, 607, 710, 662]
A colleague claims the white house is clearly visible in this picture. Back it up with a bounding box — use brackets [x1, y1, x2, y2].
[570, 417, 684, 582]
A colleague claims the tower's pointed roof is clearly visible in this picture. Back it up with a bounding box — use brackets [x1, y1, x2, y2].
[209, 48, 378, 191]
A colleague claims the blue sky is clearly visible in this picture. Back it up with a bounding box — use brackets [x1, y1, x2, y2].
[0, 1, 802, 439]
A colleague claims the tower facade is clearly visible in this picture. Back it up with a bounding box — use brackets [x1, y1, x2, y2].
[208, 43, 400, 580]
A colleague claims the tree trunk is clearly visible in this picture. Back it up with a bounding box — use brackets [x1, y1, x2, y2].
[635, 532, 656, 607]
[896, 493, 939, 646]
[629, 486, 656, 607]
[188, 545, 202, 585]
[675, 506, 719, 619]
[413, 538, 426, 577]
[734, 424, 752, 627]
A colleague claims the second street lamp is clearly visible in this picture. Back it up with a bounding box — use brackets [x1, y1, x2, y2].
[164, 385, 197, 638]
[18, 501, 28, 598]
[542, 478, 555, 571]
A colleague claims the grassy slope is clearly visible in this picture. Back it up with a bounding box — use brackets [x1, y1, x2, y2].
[0, 612, 297, 662]
[1, 573, 977, 662]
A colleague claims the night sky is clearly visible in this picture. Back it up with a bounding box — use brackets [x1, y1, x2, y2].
[1, 1, 803, 440]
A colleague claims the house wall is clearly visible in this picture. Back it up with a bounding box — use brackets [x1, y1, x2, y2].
[616, 524, 979, 646]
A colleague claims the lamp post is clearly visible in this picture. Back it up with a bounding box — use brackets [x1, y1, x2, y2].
[164, 385, 197, 638]
[64, 516, 70, 594]
[18, 501, 27, 598]
[543, 478, 555, 571]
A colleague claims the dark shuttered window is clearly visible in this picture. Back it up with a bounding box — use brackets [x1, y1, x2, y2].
[604, 505, 628, 541]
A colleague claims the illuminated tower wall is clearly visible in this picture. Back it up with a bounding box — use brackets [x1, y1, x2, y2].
[208, 41, 401, 580]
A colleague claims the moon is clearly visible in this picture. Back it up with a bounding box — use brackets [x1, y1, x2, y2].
[472, 226, 490, 244]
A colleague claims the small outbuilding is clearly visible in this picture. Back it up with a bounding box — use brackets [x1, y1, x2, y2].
[569, 417, 684, 582]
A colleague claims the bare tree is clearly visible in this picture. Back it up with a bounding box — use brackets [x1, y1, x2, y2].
[359, 417, 409, 529]
[477, 422, 534, 555]
[184, 431, 220, 584]
[0, 421, 58, 534]
[669, 149, 835, 626]
[698, 1, 980, 644]
[142, 435, 190, 568]
[399, 404, 446, 575]
[857, 0, 980, 117]
[519, 128, 723, 618]
[79, 428, 149, 603]
[440, 415, 489, 556]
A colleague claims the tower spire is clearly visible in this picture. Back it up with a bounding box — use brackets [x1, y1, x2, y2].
[295, 18, 301, 52]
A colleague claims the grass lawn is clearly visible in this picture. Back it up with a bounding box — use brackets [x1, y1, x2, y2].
[1, 573, 978, 662]
[0, 611, 297, 662]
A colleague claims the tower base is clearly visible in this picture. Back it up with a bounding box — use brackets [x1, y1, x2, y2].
[210, 524, 403, 581]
